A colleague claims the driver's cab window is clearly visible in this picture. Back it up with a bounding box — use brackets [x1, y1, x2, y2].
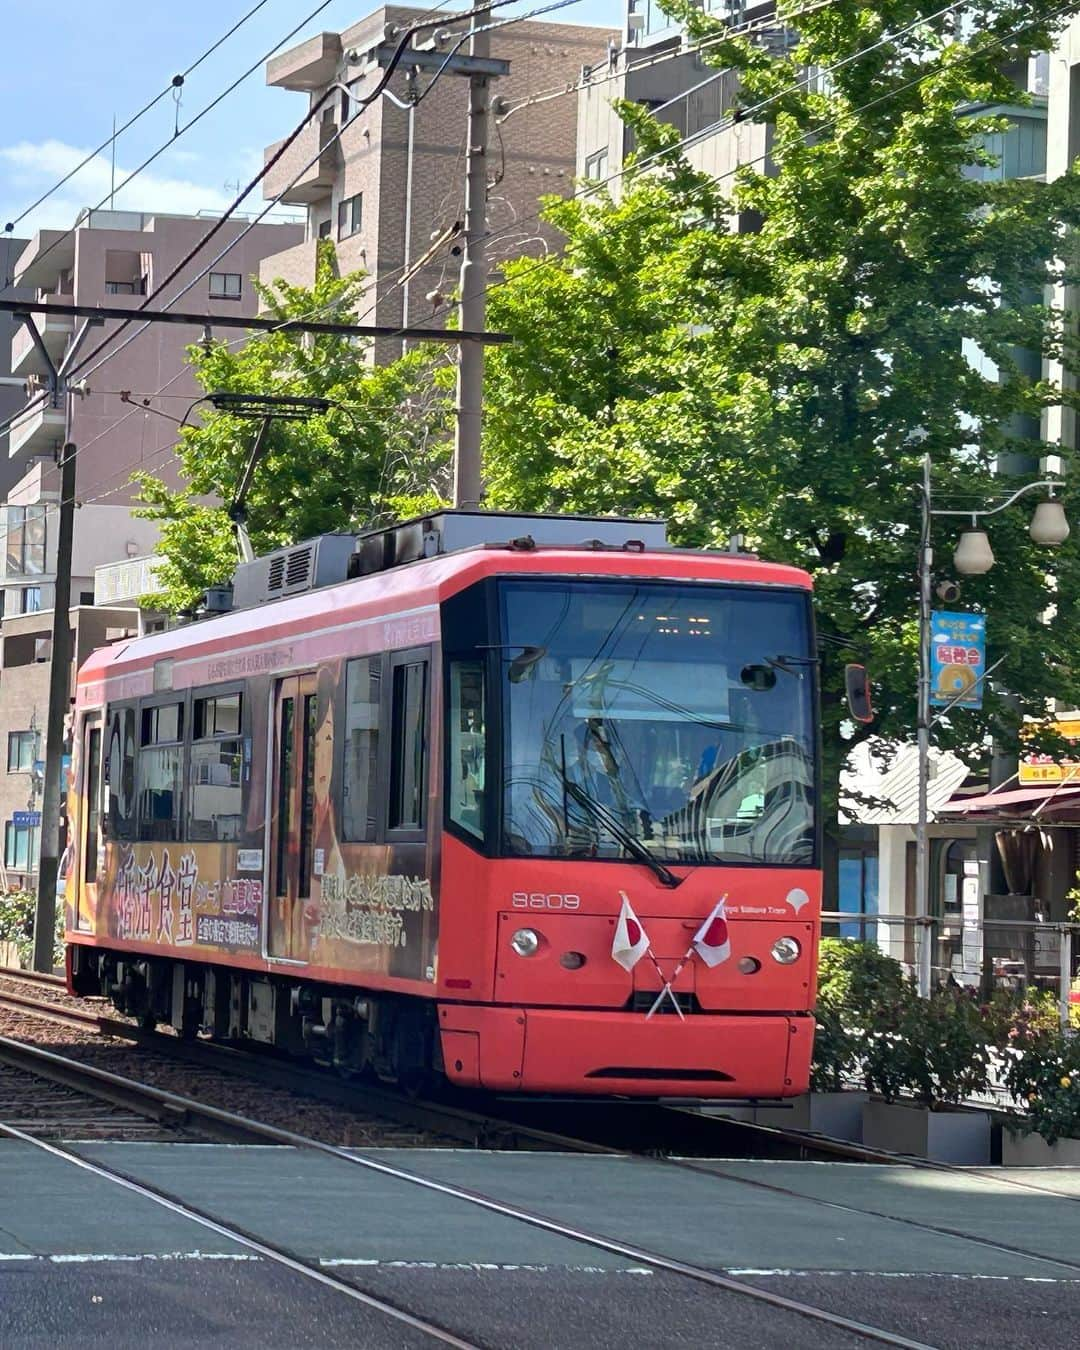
[449, 661, 485, 839]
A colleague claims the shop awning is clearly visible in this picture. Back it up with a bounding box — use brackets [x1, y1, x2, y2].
[944, 784, 1080, 817]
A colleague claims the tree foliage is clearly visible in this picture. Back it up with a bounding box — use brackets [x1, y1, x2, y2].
[483, 0, 1080, 807]
[135, 242, 452, 612]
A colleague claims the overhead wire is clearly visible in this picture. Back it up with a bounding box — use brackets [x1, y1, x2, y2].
[397, 0, 1076, 340]
[3, 0, 338, 290]
[63, 0, 555, 385]
[1, 0, 278, 239]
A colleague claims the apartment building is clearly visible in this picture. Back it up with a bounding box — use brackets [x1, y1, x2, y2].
[0, 236, 31, 499]
[0, 208, 303, 883]
[258, 6, 616, 343]
[577, 0, 779, 200]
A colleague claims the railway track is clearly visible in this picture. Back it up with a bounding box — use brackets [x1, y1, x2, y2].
[5, 969, 1079, 1346]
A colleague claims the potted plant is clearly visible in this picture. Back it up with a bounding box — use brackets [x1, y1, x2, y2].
[860, 982, 994, 1164]
[0, 890, 37, 969]
[999, 1019, 1080, 1165]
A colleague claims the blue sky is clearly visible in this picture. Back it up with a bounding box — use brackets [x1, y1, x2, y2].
[0, 0, 622, 240]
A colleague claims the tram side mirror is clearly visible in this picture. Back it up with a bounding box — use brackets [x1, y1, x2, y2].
[845, 664, 874, 724]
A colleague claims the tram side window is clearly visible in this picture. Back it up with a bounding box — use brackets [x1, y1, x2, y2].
[138, 701, 184, 841]
[104, 705, 137, 840]
[448, 661, 485, 840]
[389, 659, 427, 831]
[342, 657, 380, 842]
[189, 692, 244, 842]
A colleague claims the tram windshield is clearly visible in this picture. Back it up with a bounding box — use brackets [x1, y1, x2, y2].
[498, 579, 816, 867]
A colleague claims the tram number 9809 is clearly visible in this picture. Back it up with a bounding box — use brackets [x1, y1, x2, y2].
[511, 893, 581, 911]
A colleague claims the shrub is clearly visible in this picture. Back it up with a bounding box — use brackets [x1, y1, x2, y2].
[813, 939, 992, 1106]
[0, 889, 64, 970]
[1000, 1021, 1080, 1144]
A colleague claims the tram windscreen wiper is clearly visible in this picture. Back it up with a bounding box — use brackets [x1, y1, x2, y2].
[560, 775, 682, 889]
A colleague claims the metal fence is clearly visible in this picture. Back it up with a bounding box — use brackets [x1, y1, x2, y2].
[820, 911, 1080, 1029]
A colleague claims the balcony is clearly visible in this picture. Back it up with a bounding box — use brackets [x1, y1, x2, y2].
[258, 238, 320, 300]
[9, 296, 75, 376]
[8, 402, 65, 460]
[263, 116, 341, 205]
[266, 31, 342, 90]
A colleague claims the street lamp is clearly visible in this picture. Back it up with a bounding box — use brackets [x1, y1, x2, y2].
[916, 455, 1069, 996]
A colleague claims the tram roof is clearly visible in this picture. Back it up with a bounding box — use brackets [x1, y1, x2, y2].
[76, 545, 813, 697]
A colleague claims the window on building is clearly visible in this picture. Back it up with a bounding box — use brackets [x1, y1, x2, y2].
[337, 193, 362, 241]
[584, 148, 609, 183]
[209, 271, 242, 300]
[832, 847, 879, 940]
[20, 587, 42, 614]
[104, 250, 148, 295]
[342, 657, 380, 842]
[4, 820, 38, 872]
[389, 659, 427, 831]
[7, 730, 39, 773]
[318, 219, 332, 239]
[138, 701, 184, 841]
[6, 506, 46, 576]
[189, 692, 244, 842]
[105, 705, 137, 840]
[79, 591, 94, 606]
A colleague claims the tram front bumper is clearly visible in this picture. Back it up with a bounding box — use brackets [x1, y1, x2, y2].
[438, 1005, 814, 1097]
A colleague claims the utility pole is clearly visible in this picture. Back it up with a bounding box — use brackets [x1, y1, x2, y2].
[13, 315, 102, 972]
[361, 21, 506, 508]
[915, 451, 933, 999]
[453, 5, 492, 509]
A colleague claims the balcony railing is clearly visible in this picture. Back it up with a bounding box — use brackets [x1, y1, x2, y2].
[9, 295, 75, 376]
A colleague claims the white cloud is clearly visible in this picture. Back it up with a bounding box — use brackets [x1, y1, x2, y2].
[0, 139, 263, 236]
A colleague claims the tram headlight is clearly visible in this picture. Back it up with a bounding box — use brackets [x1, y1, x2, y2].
[770, 936, 801, 965]
[511, 928, 541, 957]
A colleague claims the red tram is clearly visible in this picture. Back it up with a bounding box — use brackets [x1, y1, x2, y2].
[66, 512, 822, 1098]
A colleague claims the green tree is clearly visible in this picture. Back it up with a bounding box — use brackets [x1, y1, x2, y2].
[483, 0, 1080, 811]
[135, 242, 453, 613]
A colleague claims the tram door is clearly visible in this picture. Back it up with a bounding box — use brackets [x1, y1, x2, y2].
[268, 673, 317, 961]
[76, 713, 103, 933]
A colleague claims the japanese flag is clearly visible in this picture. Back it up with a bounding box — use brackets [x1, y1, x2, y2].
[612, 892, 650, 971]
[693, 898, 731, 968]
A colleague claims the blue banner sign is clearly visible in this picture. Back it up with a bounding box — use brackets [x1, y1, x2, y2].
[13, 810, 40, 828]
[930, 611, 986, 710]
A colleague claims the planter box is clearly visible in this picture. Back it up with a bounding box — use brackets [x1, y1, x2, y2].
[1002, 1130, 1080, 1167]
[754, 1092, 868, 1142]
[862, 1099, 991, 1164]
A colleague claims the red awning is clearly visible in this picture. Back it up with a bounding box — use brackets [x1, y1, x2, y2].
[946, 785, 1080, 816]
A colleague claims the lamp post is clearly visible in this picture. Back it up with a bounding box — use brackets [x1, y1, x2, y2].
[916, 453, 1069, 997]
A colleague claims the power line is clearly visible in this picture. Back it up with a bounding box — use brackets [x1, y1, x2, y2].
[406, 0, 1076, 338]
[2, 0, 276, 238]
[3, 0, 341, 291]
[63, 0, 543, 384]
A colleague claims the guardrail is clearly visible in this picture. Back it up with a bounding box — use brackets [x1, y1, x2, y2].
[820, 910, 1080, 1028]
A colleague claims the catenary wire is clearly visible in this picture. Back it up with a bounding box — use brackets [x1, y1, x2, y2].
[15, 0, 1056, 531]
[2, 0, 276, 240]
[4, 0, 343, 293]
[402, 0, 1078, 338]
[65, 0, 594, 384]
[63, 0, 556, 383]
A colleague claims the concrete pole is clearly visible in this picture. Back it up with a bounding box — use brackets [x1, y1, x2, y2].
[453, 7, 492, 509]
[915, 451, 933, 997]
[33, 397, 76, 972]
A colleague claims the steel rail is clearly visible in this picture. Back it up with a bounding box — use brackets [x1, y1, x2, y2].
[0, 1119, 478, 1349]
[0, 1014, 928, 1348]
[0, 985, 609, 1153]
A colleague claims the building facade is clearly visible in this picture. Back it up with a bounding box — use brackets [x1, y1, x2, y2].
[0, 236, 31, 500]
[258, 6, 616, 341]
